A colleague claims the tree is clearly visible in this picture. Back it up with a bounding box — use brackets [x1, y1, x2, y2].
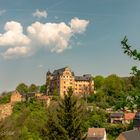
[39, 85, 47, 93]
[103, 74, 125, 96]
[0, 92, 11, 104]
[41, 113, 67, 140]
[89, 106, 107, 128]
[93, 75, 105, 90]
[121, 36, 140, 61]
[16, 83, 28, 93]
[121, 36, 140, 89]
[45, 88, 86, 140]
[28, 84, 38, 92]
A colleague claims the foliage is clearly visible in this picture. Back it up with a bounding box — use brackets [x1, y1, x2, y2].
[121, 36, 140, 61]
[39, 85, 46, 93]
[0, 98, 47, 140]
[0, 92, 11, 104]
[28, 84, 38, 92]
[121, 36, 140, 90]
[103, 74, 125, 96]
[93, 75, 105, 90]
[44, 88, 86, 140]
[16, 83, 28, 94]
[106, 124, 128, 138]
[88, 106, 108, 128]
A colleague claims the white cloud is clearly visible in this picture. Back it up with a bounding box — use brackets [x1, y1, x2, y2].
[69, 17, 89, 33]
[0, 17, 89, 59]
[2, 46, 31, 59]
[27, 22, 72, 53]
[0, 10, 6, 16]
[33, 9, 47, 18]
[0, 21, 30, 47]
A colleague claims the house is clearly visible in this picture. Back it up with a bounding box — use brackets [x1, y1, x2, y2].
[109, 113, 124, 123]
[10, 90, 23, 103]
[87, 128, 106, 140]
[35, 92, 43, 97]
[133, 112, 140, 129]
[124, 113, 135, 124]
[10, 91, 37, 103]
[46, 67, 94, 98]
[116, 129, 140, 140]
[37, 95, 51, 106]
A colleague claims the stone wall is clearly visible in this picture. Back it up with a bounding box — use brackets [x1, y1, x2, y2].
[0, 103, 12, 121]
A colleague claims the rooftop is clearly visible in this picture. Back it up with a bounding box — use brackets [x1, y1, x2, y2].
[119, 129, 140, 140]
[87, 128, 105, 140]
[124, 113, 136, 120]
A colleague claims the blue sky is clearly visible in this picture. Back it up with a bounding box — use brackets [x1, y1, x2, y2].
[0, 0, 140, 92]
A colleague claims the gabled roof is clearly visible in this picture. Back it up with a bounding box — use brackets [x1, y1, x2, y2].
[120, 129, 140, 140]
[87, 128, 105, 140]
[110, 113, 124, 118]
[53, 67, 68, 75]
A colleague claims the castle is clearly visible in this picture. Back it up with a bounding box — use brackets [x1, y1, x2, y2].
[46, 67, 94, 98]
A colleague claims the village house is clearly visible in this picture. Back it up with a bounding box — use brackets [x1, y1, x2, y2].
[46, 67, 94, 98]
[10, 90, 25, 103]
[133, 112, 140, 129]
[37, 95, 51, 106]
[109, 113, 124, 123]
[116, 129, 140, 140]
[87, 128, 106, 140]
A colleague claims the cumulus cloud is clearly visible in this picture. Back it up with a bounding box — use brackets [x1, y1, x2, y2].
[0, 10, 6, 16]
[2, 46, 31, 59]
[33, 9, 47, 18]
[0, 17, 89, 59]
[0, 21, 30, 47]
[69, 17, 89, 33]
[27, 22, 72, 53]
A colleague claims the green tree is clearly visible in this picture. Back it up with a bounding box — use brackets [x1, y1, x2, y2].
[103, 74, 125, 96]
[0, 92, 11, 104]
[28, 84, 38, 92]
[45, 88, 86, 140]
[88, 106, 108, 128]
[39, 85, 46, 93]
[121, 36, 140, 89]
[93, 75, 105, 90]
[16, 83, 28, 93]
[0, 98, 47, 140]
[42, 113, 67, 140]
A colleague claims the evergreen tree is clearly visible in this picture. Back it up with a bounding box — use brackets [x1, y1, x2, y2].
[45, 88, 86, 140]
[42, 113, 68, 140]
[57, 88, 86, 140]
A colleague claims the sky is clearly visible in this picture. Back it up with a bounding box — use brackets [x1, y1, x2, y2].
[0, 0, 140, 92]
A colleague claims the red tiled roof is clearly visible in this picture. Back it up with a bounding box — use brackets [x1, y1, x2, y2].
[124, 113, 136, 120]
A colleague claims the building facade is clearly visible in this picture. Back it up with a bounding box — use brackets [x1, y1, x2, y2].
[46, 67, 94, 98]
[10, 90, 22, 103]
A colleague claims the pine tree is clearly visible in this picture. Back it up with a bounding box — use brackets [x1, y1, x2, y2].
[44, 88, 86, 140]
[41, 113, 68, 140]
[57, 88, 86, 140]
